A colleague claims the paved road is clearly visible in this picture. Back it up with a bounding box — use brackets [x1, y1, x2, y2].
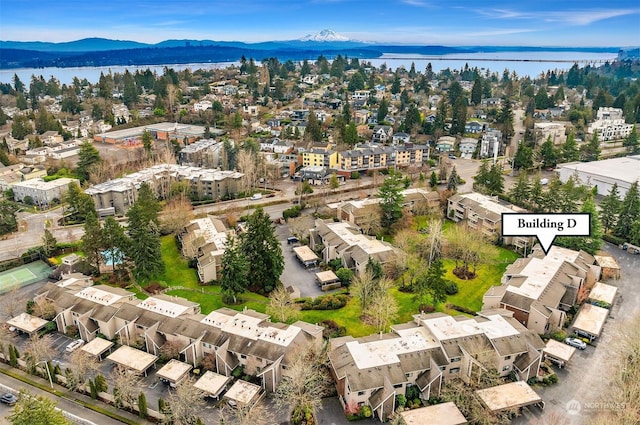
[0, 363, 143, 425]
[514, 242, 640, 424]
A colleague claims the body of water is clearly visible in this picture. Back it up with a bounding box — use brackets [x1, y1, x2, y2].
[0, 51, 617, 85]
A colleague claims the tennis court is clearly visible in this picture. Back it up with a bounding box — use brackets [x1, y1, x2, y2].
[0, 261, 52, 293]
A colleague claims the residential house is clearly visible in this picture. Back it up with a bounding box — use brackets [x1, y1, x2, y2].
[465, 121, 486, 134]
[371, 125, 393, 144]
[481, 98, 502, 107]
[459, 138, 479, 157]
[483, 246, 600, 334]
[392, 132, 410, 145]
[436, 136, 456, 153]
[480, 129, 502, 159]
[194, 100, 213, 112]
[354, 109, 370, 125]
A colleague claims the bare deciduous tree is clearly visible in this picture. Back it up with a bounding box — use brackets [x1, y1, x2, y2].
[68, 349, 100, 388]
[159, 195, 194, 235]
[0, 286, 26, 320]
[287, 216, 311, 241]
[266, 285, 300, 324]
[159, 340, 183, 362]
[368, 288, 398, 332]
[350, 270, 376, 311]
[274, 344, 332, 422]
[164, 376, 205, 425]
[110, 366, 141, 409]
[31, 298, 56, 320]
[445, 224, 497, 278]
[237, 149, 257, 193]
[219, 399, 275, 425]
[24, 333, 53, 373]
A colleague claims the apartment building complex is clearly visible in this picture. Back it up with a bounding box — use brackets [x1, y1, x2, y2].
[36, 280, 323, 393]
[178, 216, 232, 283]
[483, 246, 600, 334]
[85, 164, 244, 214]
[329, 309, 545, 420]
[12, 177, 79, 208]
[587, 107, 634, 142]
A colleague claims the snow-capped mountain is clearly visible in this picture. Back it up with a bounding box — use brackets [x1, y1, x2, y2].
[299, 29, 350, 42]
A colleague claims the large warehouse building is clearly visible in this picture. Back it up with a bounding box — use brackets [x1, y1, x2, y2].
[557, 155, 640, 197]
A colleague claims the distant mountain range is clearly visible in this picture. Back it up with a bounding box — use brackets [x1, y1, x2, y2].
[0, 29, 623, 70]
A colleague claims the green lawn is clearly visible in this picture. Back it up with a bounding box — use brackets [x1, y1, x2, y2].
[154, 231, 520, 338]
[155, 236, 200, 289]
[166, 287, 270, 315]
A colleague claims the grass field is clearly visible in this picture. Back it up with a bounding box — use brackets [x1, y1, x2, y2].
[154, 233, 521, 337]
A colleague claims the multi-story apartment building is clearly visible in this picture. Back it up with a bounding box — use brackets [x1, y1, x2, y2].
[329, 309, 545, 421]
[483, 246, 600, 334]
[12, 177, 79, 208]
[178, 216, 232, 283]
[587, 107, 634, 142]
[534, 122, 567, 146]
[447, 192, 532, 249]
[85, 164, 244, 214]
[177, 138, 224, 168]
[302, 148, 338, 168]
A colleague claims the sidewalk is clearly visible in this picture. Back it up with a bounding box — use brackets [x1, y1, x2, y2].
[0, 362, 150, 425]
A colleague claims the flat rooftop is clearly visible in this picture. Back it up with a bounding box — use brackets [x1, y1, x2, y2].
[315, 270, 339, 284]
[593, 255, 620, 271]
[588, 282, 618, 305]
[193, 371, 232, 398]
[325, 221, 393, 255]
[476, 381, 542, 412]
[6, 312, 49, 334]
[543, 339, 576, 363]
[399, 402, 468, 425]
[75, 286, 131, 306]
[107, 345, 158, 373]
[156, 359, 192, 383]
[421, 314, 519, 341]
[346, 326, 440, 369]
[13, 177, 77, 190]
[572, 303, 609, 337]
[81, 337, 114, 357]
[506, 246, 580, 301]
[293, 245, 319, 263]
[224, 380, 262, 405]
[457, 192, 515, 215]
[558, 156, 640, 187]
[201, 310, 301, 347]
[137, 296, 193, 318]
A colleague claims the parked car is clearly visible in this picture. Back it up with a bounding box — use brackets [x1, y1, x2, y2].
[448, 154, 457, 159]
[65, 339, 84, 353]
[250, 193, 263, 200]
[564, 337, 587, 350]
[0, 393, 17, 406]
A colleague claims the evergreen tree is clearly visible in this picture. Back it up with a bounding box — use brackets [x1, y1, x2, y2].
[413, 259, 449, 306]
[377, 98, 389, 123]
[470, 77, 483, 105]
[561, 132, 580, 162]
[447, 167, 459, 192]
[378, 171, 405, 230]
[64, 182, 97, 223]
[473, 160, 490, 192]
[344, 122, 358, 146]
[556, 194, 602, 254]
[529, 176, 544, 211]
[430, 171, 438, 188]
[76, 141, 102, 182]
[404, 104, 421, 134]
[342, 101, 351, 124]
[599, 183, 621, 233]
[304, 110, 323, 143]
[513, 142, 533, 171]
[580, 132, 600, 162]
[487, 162, 505, 195]
[126, 183, 164, 282]
[80, 214, 103, 272]
[122, 70, 138, 107]
[101, 216, 129, 273]
[42, 229, 57, 257]
[496, 98, 514, 142]
[614, 181, 640, 240]
[142, 130, 153, 158]
[623, 125, 639, 154]
[450, 98, 467, 136]
[391, 75, 401, 94]
[239, 207, 284, 294]
[509, 172, 531, 207]
[219, 236, 249, 303]
[347, 72, 365, 91]
[539, 137, 559, 169]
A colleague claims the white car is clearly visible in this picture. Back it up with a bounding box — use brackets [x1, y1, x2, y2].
[564, 337, 587, 350]
[65, 339, 84, 353]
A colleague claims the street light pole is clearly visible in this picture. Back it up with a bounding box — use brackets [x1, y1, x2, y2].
[36, 361, 54, 389]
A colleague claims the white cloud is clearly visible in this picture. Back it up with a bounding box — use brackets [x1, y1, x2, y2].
[474, 7, 639, 26]
[400, 0, 433, 7]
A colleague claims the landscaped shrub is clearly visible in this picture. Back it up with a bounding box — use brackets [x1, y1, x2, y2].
[320, 319, 347, 339]
[299, 294, 348, 310]
[418, 304, 436, 314]
[395, 394, 407, 408]
[445, 303, 476, 316]
[405, 385, 420, 401]
[138, 392, 147, 419]
[360, 405, 372, 418]
[444, 281, 459, 295]
[283, 205, 302, 220]
[94, 374, 107, 392]
[602, 234, 625, 246]
[231, 365, 244, 379]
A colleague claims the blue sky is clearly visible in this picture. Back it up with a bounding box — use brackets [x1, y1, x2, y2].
[1, 0, 639, 46]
